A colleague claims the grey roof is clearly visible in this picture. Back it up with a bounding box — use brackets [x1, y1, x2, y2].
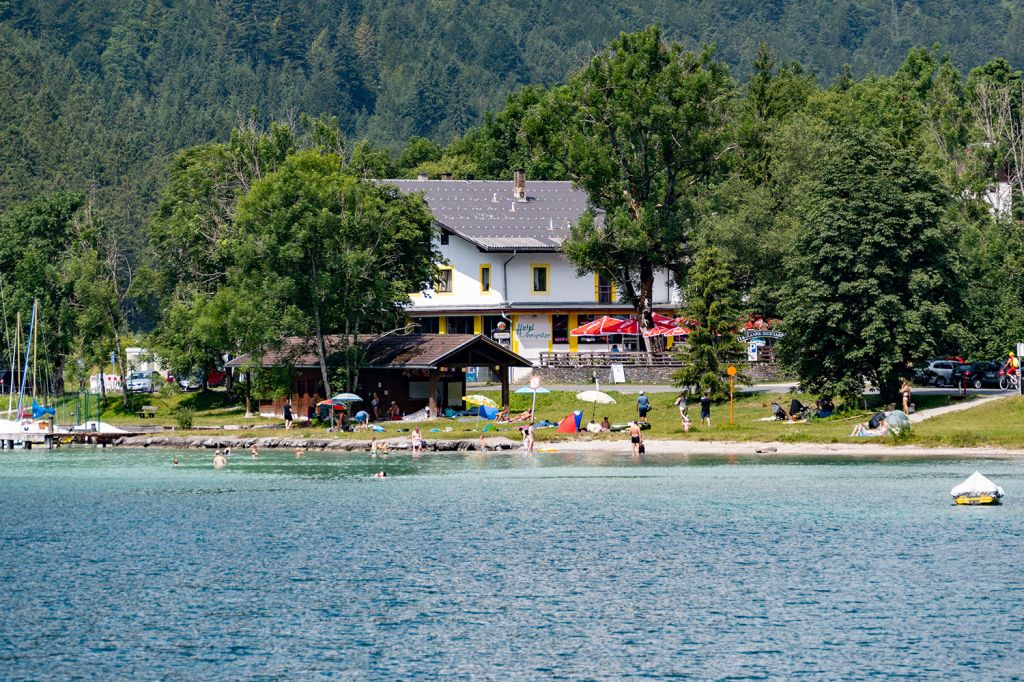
[382, 179, 598, 252]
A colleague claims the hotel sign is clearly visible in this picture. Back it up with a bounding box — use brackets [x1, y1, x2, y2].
[738, 329, 784, 341]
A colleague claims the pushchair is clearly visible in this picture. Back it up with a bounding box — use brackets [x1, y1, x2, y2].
[789, 399, 810, 420]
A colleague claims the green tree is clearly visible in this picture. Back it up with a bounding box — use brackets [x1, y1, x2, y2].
[671, 247, 748, 401]
[547, 27, 735, 332]
[232, 149, 438, 394]
[780, 127, 961, 404]
[62, 202, 137, 407]
[0, 192, 83, 397]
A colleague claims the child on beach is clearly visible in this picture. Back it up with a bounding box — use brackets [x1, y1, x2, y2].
[411, 427, 422, 455]
[683, 414, 691, 433]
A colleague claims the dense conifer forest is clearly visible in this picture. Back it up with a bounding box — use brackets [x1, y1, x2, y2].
[1, 4, 1022, 400]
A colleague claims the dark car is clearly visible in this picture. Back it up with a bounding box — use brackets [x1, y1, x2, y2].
[952, 361, 1002, 389]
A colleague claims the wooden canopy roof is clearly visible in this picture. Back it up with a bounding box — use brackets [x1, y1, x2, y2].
[226, 334, 532, 370]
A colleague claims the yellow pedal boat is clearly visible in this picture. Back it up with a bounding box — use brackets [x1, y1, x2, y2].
[951, 472, 1004, 506]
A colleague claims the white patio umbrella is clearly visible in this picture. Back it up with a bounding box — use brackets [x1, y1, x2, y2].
[330, 392, 363, 404]
[576, 389, 615, 420]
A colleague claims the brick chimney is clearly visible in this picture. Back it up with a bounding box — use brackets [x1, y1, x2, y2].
[513, 168, 526, 201]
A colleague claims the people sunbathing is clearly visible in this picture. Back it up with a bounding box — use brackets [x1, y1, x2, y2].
[496, 407, 532, 423]
[847, 417, 888, 432]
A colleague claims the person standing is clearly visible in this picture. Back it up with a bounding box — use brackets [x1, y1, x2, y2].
[523, 422, 535, 455]
[636, 391, 651, 424]
[900, 380, 912, 414]
[700, 392, 712, 427]
[674, 392, 688, 427]
[371, 392, 381, 421]
[628, 421, 642, 457]
[411, 427, 422, 455]
[283, 401, 293, 430]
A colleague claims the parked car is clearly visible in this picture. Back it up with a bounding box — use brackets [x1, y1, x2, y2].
[178, 373, 203, 392]
[952, 361, 1003, 389]
[125, 371, 154, 393]
[178, 369, 227, 392]
[914, 359, 957, 387]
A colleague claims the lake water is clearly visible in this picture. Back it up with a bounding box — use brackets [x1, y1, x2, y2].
[1, 448, 1022, 679]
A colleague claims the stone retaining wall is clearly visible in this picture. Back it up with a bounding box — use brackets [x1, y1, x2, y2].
[113, 434, 522, 452]
[542, 363, 790, 385]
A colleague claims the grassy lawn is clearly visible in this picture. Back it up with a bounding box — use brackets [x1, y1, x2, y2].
[912, 395, 1024, 448]
[73, 386, 1023, 449]
[52, 389, 279, 428]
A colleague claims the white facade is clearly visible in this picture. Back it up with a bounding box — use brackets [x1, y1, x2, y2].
[389, 176, 681, 368]
[984, 181, 1013, 218]
[409, 231, 678, 364]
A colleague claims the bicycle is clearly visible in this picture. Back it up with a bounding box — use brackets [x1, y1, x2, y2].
[999, 371, 1020, 391]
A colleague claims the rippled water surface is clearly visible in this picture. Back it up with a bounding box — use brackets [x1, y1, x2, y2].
[2, 448, 1023, 679]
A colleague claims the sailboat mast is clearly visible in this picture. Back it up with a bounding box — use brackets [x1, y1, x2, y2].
[15, 304, 35, 421]
[32, 300, 37, 398]
[12, 311, 20, 415]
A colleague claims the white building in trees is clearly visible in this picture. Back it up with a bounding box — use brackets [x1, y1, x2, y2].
[386, 172, 680, 364]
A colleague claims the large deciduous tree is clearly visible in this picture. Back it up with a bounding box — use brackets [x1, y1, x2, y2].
[0, 192, 83, 397]
[541, 26, 734, 334]
[781, 128, 961, 405]
[232, 150, 437, 395]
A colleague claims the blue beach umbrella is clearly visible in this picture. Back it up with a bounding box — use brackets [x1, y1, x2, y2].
[515, 385, 550, 419]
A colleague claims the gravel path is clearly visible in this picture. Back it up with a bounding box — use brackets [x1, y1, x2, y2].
[908, 392, 1015, 423]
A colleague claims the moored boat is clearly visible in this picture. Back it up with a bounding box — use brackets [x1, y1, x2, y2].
[951, 471, 1004, 505]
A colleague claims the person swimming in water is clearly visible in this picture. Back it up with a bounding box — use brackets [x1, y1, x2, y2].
[373, 470, 388, 478]
[295, 449, 304, 459]
[213, 452, 227, 469]
[251, 445, 259, 459]
[172, 457, 180, 466]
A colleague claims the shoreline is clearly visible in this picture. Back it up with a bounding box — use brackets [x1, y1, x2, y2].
[105, 434, 1024, 458]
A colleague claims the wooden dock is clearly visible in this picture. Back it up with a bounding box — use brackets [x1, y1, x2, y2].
[0, 430, 142, 450]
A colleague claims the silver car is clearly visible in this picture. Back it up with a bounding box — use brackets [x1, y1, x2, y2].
[126, 371, 154, 393]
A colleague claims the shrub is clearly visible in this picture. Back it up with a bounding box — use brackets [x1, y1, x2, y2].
[158, 380, 179, 400]
[174, 406, 194, 430]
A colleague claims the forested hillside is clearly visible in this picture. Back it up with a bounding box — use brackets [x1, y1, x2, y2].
[1, 7, 1023, 397]
[2, 0, 1023, 215]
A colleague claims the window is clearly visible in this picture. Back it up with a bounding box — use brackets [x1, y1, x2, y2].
[416, 317, 440, 333]
[440, 233, 450, 246]
[446, 316, 474, 334]
[552, 314, 569, 345]
[575, 314, 601, 344]
[596, 272, 614, 303]
[434, 267, 453, 293]
[480, 265, 491, 292]
[531, 264, 549, 293]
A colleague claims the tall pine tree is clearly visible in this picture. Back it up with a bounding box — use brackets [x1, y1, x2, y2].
[672, 246, 748, 401]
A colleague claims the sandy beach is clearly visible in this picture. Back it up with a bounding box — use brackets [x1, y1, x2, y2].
[555, 437, 1024, 458]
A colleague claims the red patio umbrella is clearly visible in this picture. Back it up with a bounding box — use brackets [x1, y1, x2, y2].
[569, 315, 630, 336]
[651, 312, 677, 328]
